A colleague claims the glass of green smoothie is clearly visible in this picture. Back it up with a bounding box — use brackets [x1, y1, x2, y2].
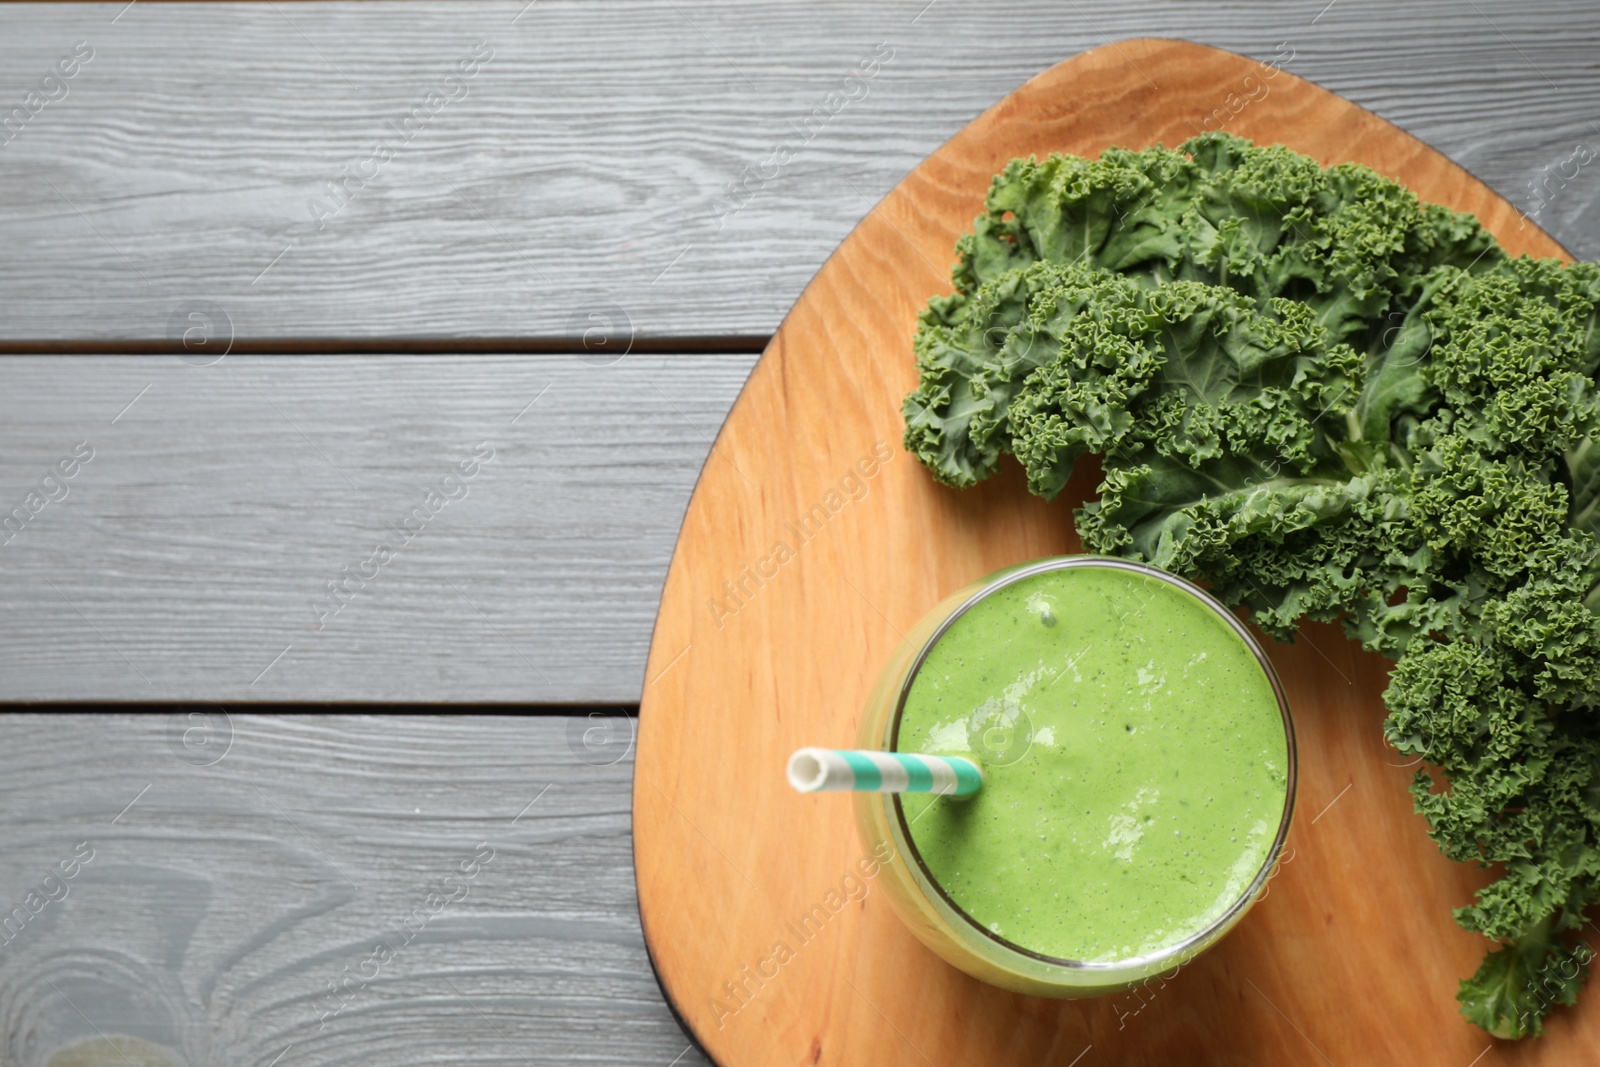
[854, 555, 1295, 997]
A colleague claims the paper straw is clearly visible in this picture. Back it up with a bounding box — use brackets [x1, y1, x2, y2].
[787, 748, 983, 796]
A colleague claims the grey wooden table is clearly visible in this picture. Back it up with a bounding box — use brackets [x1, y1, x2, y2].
[2, 2, 1598, 1064]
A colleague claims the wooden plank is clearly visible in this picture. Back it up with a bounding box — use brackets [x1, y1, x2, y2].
[0, 0, 1597, 342]
[0, 713, 708, 1067]
[0, 354, 753, 703]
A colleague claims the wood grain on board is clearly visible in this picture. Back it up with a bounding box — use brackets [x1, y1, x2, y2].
[634, 39, 1586, 1066]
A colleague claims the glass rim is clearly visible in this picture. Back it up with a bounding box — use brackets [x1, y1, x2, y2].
[886, 554, 1299, 973]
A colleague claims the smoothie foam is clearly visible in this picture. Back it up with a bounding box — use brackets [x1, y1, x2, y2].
[894, 564, 1289, 963]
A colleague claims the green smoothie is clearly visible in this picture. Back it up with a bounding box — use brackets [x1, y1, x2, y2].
[895, 564, 1289, 963]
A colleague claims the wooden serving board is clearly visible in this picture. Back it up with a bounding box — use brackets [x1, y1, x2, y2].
[635, 39, 1578, 1066]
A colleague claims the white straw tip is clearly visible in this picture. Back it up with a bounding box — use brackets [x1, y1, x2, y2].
[787, 747, 831, 792]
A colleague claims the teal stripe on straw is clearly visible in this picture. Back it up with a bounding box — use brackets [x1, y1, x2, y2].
[840, 749, 882, 790]
[899, 754, 933, 792]
[952, 758, 983, 796]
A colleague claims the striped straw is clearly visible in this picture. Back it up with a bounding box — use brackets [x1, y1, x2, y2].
[787, 748, 983, 796]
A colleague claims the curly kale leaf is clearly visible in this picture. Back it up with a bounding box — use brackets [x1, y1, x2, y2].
[1458, 917, 1592, 1039]
[904, 262, 1073, 488]
[905, 260, 1359, 494]
[903, 134, 1600, 1036]
[939, 133, 1500, 341]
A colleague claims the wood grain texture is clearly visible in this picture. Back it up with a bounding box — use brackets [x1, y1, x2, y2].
[634, 39, 1587, 1066]
[0, 713, 709, 1067]
[0, 354, 752, 703]
[0, 0, 1598, 342]
[5, 1, 1600, 703]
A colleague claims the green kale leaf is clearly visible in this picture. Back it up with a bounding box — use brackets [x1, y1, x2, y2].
[903, 132, 1600, 1036]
